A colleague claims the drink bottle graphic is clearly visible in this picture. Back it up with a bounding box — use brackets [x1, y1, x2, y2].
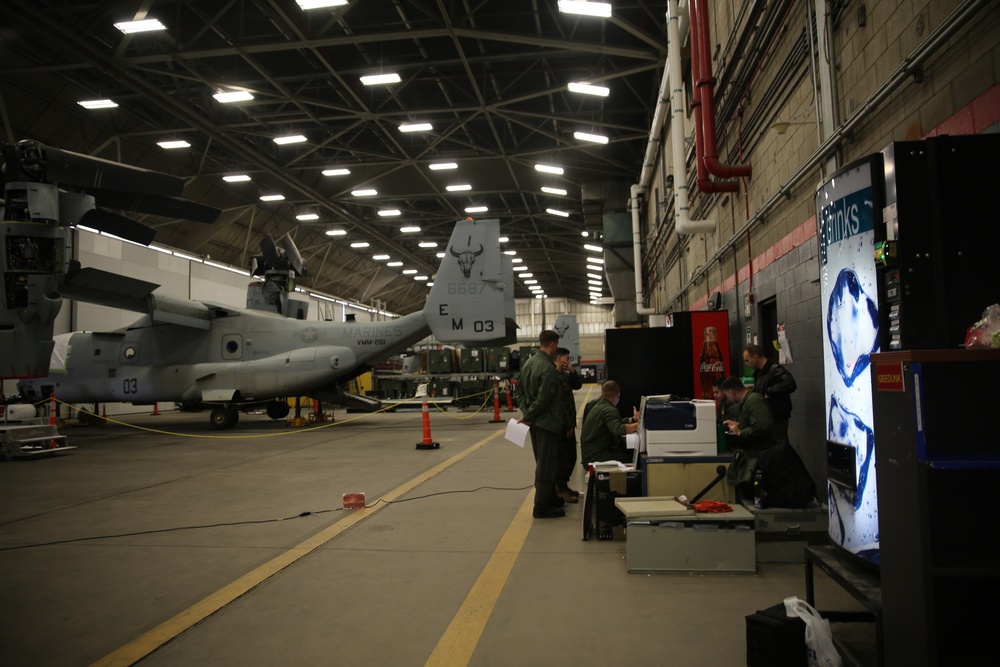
[699, 326, 725, 399]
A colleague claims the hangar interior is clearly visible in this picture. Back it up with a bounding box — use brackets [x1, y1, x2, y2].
[2, 1, 999, 665]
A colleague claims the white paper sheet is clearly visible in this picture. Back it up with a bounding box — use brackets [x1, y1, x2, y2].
[625, 433, 639, 450]
[504, 418, 529, 447]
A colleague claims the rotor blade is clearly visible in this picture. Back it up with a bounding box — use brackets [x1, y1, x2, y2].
[60, 267, 159, 313]
[93, 191, 221, 223]
[259, 235, 281, 270]
[41, 144, 184, 197]
[278, 234, 307, 276]
[78, 208, 156, 246]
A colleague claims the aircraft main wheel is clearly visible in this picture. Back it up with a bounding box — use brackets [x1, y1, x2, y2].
[266, 401, 290, 420]
[210, 408, 231, 429]
[227, 410, 240, 427]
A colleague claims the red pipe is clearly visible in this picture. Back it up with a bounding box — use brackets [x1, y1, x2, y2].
[693, 0, 752, 180]
[689, 0, 739, 193]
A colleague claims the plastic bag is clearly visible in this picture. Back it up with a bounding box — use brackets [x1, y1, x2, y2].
[964, 304, 1000, 349]
[785, 597, 843, 667]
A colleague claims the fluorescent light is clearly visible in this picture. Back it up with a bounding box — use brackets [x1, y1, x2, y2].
[584, 244, 603, 252]
[373, 254, 391, 260]
[503, 250, 517, 256]
[378, 209, 401, 217]
[114, 19, 166, 33]
[518, 273, 533, 278]
[574, 131, 609, 144]
[588, 257, 604, 263]
[568, 81, 610, 96]
[516, 266, 529, 272]
[325, 229, 347, 236]
[582, 231, 589, 236]
[296, 213, 320, 221]
[524, 279, 538, 285]
[546, 208, 570, 217]
[511, 258, 523, 263]
[296, 0, 348, 9]
[399, 123, 433, 132]
[414, 275, 429, 281]
[588, 279, 603, 286]
[157, 140, 190, 149]
[402, 269, 418, 275]
[446, 184, 471, 192]
[558, 1, 612, 18]
[223, 174, 251, 182]
[387, 261, 403, 267]
[534, 163, 564, 175]
[350, 242, 370, 248]
[587, 273, 602, 280]
[400, 226, 421, 233]
[429, 162, 458, 170]
[541, 186, 567, 196]
[535, 294, 545, 299]
[418, 242, 438, 248]
[273, 135, 307, 145]
[499, 237, 509, 243]
[78, 99, 118, 109]
[352, 189, 377, 197]
[436, 252, 445, 258]
[465, 206, 488, 213]
[360, 73, 401, 85]
[213, 90, 253, 103]
[322, 168, 350, 176]
[586, 265, 603, 272]
[260, 194, 285, 201]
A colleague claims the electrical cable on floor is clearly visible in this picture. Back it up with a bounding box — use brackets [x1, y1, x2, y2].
[0, 484, 533, 552]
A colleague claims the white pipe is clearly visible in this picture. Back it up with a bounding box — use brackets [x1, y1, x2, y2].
[631, 183, 657, 314]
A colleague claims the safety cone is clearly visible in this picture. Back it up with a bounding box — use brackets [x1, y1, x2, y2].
[152, 402, 160, 416]
[504, 381, 515, 412]
[48, 392, 57, 426]
[415, 397, 440, 450]
[101, 403, 107, 428]
[488, 381, 504, 423]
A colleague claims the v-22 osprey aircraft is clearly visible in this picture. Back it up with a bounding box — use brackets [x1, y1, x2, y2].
[18, 218, 516, 428]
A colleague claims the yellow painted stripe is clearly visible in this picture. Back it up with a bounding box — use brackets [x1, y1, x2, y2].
[91, 429, 507, 667]
[424, 490, 534, 667]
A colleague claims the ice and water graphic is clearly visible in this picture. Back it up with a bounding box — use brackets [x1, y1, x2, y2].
[827, 268, 880, 387]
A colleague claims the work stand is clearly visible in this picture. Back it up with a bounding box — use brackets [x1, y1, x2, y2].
[803, 545, 882, 667]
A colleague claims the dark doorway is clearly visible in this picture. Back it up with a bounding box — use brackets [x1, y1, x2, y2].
[758, 296, 778, 360]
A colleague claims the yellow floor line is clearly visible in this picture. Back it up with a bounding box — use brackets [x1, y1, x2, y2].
[424, 490, 534, 667]
[91, 429, 507, 667]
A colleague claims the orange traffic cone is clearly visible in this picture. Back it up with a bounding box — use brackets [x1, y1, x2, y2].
[48, 392, 57, 426]
[504, 381, 514, 412]
[488, 381, 503, 423]
[152, 402, 160, 416]
[415, 397, 440, 450]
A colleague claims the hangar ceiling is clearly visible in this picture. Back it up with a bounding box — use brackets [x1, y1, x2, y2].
[0, 0, 666, 315]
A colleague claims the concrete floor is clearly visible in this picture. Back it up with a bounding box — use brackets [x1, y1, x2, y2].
[0, 394, 872, 667]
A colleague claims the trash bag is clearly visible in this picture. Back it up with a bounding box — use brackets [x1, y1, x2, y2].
[785, 598, 843, 667]
[757, 443, 816, 508]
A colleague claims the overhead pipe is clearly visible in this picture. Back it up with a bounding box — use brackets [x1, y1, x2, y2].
[691, 0, 751, 182]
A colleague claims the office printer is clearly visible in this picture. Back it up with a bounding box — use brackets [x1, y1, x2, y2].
[638, 395, 717, 456]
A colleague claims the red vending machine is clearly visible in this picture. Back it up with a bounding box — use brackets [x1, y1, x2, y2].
[605, 311, 731, 416]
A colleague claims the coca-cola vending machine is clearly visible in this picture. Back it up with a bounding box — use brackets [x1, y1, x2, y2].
[605, 311, 731, 416]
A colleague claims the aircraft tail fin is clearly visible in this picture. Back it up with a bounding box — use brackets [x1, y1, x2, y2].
[424, 219, 515, 345]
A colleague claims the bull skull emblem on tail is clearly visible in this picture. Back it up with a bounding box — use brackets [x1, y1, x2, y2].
[449, 235, 484, 279]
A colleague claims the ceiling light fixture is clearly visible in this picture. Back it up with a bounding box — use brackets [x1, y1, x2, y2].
[296, 213, 320, 221]
[78, 99, 118, 109]
[402, 269, 418, 275]
[558, 1, 612, 18]
[546, 208, 570, 217]
[418, 242, 438, 248]
[114, 18, 167, 33]
[213, 90, 253, 103]
[414, 275, 429, 281]
[377, 209, 401, 217]
[352, 189, 377, 197]
[400, 226, 421, 233]
[535, 294, 546, 299]
[518, 273, 533, 278]
[387, 261, 404, 267]
[446, 184, 472, 192]
[436, 252, 445, 258]
[465, 206, 488, 213]
[574, 131, 609, 144]
[534, 163, 564, 175]
[429, 162, 458, 170]
[588, 279, 603, 286]
[399, 123, 433, 132]
[586, 265, 603, 272]
[503, 250, 517, 256]
[322, 168, 350, 176]
[568, 81, 610, 96]
[587, 273, 603, 280]
[498, 237, 509, 243]
[588, 257, 605, 263]
[296, 0, 349, 9]
[373, 254, 391, 260]
[511, 258, 523, 263]
[325, 229, 347, 236]
[157, 140, 190, 149]
[223, 174, 251, 182]
[259, 194, 285, 201]
[584, 244, 603, 252]
[350, 242, 370, 248]
[360, 73, 401, 85]
[541, 186, 567, 196]
[524, 279, 538, 285]
[273, 135, 307, 145]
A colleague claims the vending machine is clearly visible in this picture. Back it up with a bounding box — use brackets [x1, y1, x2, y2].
[816, 133, 1000, 566]
[605, 311, 730, 417]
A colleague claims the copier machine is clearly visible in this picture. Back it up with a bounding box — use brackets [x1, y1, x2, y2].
[638, 395, 717, 457]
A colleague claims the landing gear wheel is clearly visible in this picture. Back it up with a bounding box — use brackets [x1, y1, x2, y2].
[266, 401, 290, 420]
[210, 407, 233, 430]
[227, 409, 239, 427]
